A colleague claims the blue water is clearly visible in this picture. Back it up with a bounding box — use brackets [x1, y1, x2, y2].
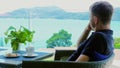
[0, 18, 120, 49]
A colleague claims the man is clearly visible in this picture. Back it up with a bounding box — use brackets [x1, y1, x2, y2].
[67, 1, 114, 62]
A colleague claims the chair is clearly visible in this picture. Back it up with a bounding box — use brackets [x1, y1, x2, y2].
[22, 50, 114, 68]
[54, 50, 75, 61]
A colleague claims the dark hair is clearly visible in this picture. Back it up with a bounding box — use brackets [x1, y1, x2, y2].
[90, 1, 113, 25]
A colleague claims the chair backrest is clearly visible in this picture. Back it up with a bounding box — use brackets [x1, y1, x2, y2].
[22, 54, 114, 68]
[54, 50, 75, 61]
[22, 53, 114, 68]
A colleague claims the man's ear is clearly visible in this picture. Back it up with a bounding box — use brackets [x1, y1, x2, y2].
[93, 16, 98, 25]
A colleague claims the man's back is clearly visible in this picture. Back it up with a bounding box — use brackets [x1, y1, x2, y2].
[67, 29, 114, 61]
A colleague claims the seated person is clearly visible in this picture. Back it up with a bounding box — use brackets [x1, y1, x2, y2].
[67, 1, 114, 62]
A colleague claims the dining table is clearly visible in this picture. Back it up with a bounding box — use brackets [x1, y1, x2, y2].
[0, 47, 53, 68]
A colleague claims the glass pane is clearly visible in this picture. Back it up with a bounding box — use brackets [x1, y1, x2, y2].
[0, 0, 120, 50]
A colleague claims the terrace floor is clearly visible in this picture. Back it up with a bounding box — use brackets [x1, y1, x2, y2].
[110, 49, 120, 68]
[39, 47, 120, 68]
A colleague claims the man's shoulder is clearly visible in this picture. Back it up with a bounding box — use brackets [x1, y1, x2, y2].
[93, 30, 113, 40]
[91, 32, 106, 39]
[93, 30, 113, 36]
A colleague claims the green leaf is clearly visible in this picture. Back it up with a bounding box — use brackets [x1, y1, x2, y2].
[5, 38, 9, 44]
[8, 26, 16, 30]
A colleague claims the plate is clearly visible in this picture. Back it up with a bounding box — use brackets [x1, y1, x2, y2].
[23, 54, 38, 58]
[4, 53, 20, 58]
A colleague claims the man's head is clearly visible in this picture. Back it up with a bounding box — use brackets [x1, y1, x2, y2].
[89, 1, 113, 30]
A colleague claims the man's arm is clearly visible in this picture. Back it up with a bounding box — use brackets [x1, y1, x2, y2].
[75, 55, 89, 62]
[75, 23, 92, 62]
[77, 23, 91, 47]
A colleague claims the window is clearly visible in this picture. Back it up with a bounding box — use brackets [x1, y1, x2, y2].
[0, 0, 120, 49]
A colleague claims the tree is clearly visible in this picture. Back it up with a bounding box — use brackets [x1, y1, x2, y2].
[114, 38, 120, 49]
[46, 29, 72, 48]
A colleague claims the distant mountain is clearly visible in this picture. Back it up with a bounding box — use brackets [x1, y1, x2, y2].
[112, 7, 120, 21]
[0, 6, 120, 21]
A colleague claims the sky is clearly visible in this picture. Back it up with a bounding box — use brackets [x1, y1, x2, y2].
[0, 0, 120, 14]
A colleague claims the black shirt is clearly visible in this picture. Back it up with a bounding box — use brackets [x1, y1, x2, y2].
[67, 30, 114, 61]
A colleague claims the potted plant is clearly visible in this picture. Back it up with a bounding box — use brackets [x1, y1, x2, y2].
[4, 26, 35, 52]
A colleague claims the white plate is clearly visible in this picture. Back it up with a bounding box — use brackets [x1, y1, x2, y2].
[23, 54, 38, 58]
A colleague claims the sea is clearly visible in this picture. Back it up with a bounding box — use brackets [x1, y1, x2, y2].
[0, 18, 120, 49]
